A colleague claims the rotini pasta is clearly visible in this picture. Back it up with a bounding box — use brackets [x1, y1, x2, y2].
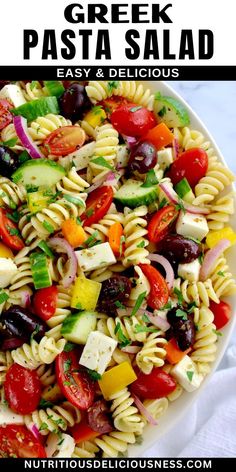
[109, 388, 145, 434]
[136, 331, 167, 374]
[122, 206, 150, 267]
[86, 81, 154, 110]
[72, 441, 99, 458]
[24, 402, 81, 436]
[191, 323, 218, 364]
[207, 256, 236, 298]
[56, 166, 89, 205]
[94, 431, 136, 458]
[0, 176, 26, 209]
[0, 351, 13, 386]
[173, 278, 219, 307]
[28, 114, 72, 143]
[11, 336, 66, 369]
[89, 123, 119, 182]
[206, 192, 235, 230]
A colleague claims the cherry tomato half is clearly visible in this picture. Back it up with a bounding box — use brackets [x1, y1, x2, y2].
[111, 103, 156, 137]
[56, 349, 95, 410]
[0, 99, 12, 130]
[33, 286, 58, 322]
[0, 208, 24, 251]
[148, 205, 178, 244]
[81, 186, 113, 227]
[4, 364, 41, 415]
[99, 96, 129, 116]
[70, 420, 99, 444]
[209, 300, 231, 330]
[167, 147, 208, 188]
[139, 264, 169, 310]
[44, 125, 86, 156]
[0, 424, 46, 458]
[130, 367, 176, 399]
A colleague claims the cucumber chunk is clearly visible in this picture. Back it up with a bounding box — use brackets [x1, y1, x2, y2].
[154, 93, 190, 128]
[12, 159, 65, 187]
[114, 179, 158, 208]
[30, 252, 52, 290]
[11, 96, 59, 122]
[61, 311, 97, 344]
[175, 178, 195, 204]
[43, 81, 65, 98]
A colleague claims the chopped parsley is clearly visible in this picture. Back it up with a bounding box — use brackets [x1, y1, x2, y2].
[114, 322, 131, 348]
[175, 197, 186, 213]
[198, 253, 204, 264]
[187, 236, 201, 244]
[176, 309, 188, 321]
[212, 329, 223, 337]
[18, 150, 31, 164]
[141, 169, 159, 188]
[87, 369, 102, 381]
[137, 240, 145, 248]
[75, 302, 83, 310]
[30, 324, 40, 342]
[217, 271, 225, 277]
[64, 194, 85, 206]
[173, 287, 184, 304]
[63, 381, 71, 386]
[187, 301, 197, 313]
[85, 208, 94, 218]
[39, 399, 54, 409]
[134, 324, 158, 334]
[130, 291, 147, 317]
[64, 359, 72, 372]
[186, 371, 194, 382]
[107, 81, 120, 93]
[115, 300, 126, 310]
[39, 422, 49, 432]
[91, 156, 114, 171]
[30, 80, 38, 90]
[57, 438, 65, 447]
[92, 105, 104, 115]
[26, 184, 39, 193]
[6, 210, 20, 223]
[0, 291, 9, 305]
[38, 240, 54, 258]
[160, 301, 173, 310]
[158, 198, 168, 209]
[76, 216, 82, 226]
[42, 220, 55, 234]
[63, 342, 76, 352]
[142, 313, 150, 323]
[0, 137, 18, 148]
[84, 231, 101, 248]
[6, 226, 20, 237]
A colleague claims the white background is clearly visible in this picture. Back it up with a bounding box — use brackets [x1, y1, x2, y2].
[0, 0, 235, 66]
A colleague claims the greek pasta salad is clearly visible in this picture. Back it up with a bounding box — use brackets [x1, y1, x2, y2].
[0, 80, 235, 458]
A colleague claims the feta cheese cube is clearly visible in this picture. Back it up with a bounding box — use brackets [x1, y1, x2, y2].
[157, 148, 174, 170]
[0, 84, 26, 107]
[171, 355, 204, 392]
[75, 242, 116, 272]
[117, 145, 130, 169]
[178, 259, 201, 282]
[79, 331, 117, 375]
[67, 142, 95, 170]
[176, 211, 209, 241]
[0, 404, 24, 425]
[0, 257, 18, 288]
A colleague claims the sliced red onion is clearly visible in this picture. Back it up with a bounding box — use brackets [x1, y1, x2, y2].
[132, 394, 158, 425]
[86, 173, 109, 194]
[159, 182, 210, 215]
[20, 290, 31, 308]
[116, 307, 170, 332]
[148, 254, 174, 289]
[30, 424, 42, 441]
[48, 237, 77, 288]
[172, 138, 179, 160]
[104, 169, 125, 187]
[122, 135, 138, 148]
[121, 345, 140, 354]
[13, 116, 44, 159]
[200, 238, 231, 281]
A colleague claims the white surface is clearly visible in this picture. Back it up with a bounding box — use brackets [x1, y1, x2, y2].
[141, 81, 236, 457]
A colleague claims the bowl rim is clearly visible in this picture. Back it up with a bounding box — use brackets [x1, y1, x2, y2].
[128, 80, 236, 457]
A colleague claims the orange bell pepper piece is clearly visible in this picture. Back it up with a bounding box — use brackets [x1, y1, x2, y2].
[62, 219, 86, 248]
[165, 338, 191, 365]
[143, 123, 174, 150]
[108, 222, 124, 257]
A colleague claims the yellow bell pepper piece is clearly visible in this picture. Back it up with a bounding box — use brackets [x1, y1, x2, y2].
[27, 191, 50, 214]
[71, 275, 102, 311]
[0, 242, 14, 259]
[84, 107, 107, 129]
[206, 227, 236, 249]
[98, 362, 137, 400]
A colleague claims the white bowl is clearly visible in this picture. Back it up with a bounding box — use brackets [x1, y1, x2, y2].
[128, 80, 236, 457]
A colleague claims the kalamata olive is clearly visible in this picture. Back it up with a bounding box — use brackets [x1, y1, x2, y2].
[160, 234, 201, 266]
[59, 84, 90, 121]
[167, 307, 195, 351]
[128, 141, 157, 174]
[0, 326, 27, 351]
[98, 275, 132, 314]
[0, 81, 10, 90]
[87, 400, 113, 434]
[0, 146, 20, 178]
[1, 306, 46, 342]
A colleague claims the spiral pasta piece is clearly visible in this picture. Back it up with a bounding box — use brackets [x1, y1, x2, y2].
[109, 388, 144, 435]
[97, 315, 148, 343]
[0, 177, 26, 209]
[136, 331, 167, 374]
[24, 402, 81, 436]
[89, 262, 124, 283]
[0, 351, 13, 386]
[191, 323, 218, 364]
[173, 278, 219, 307]
[20, 81, 48, 101]
[36, 365, 56, 387]
[206, 192, 235, 230]
[45, 433, 75, 458]
[122, 206, 150, 267]
[28, 114, 72, 143]
[193, 305, 214, 331]
[11, 336, 66, 369]
[73, 441, 99, 458]
[84, 210, 124, 242]
[141, 398, 169, 424]
[45, 286, 72, 341]
[9, 247, 33, 292]
[95, 431, 136, 458]
[89, 124, 119, 182]
[1, 124, 24, 151]
[86, 81, 154, 110]
[56, 167, 89, 205]
[208, 256, 236, 298]
[128, 265, 150, 307]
